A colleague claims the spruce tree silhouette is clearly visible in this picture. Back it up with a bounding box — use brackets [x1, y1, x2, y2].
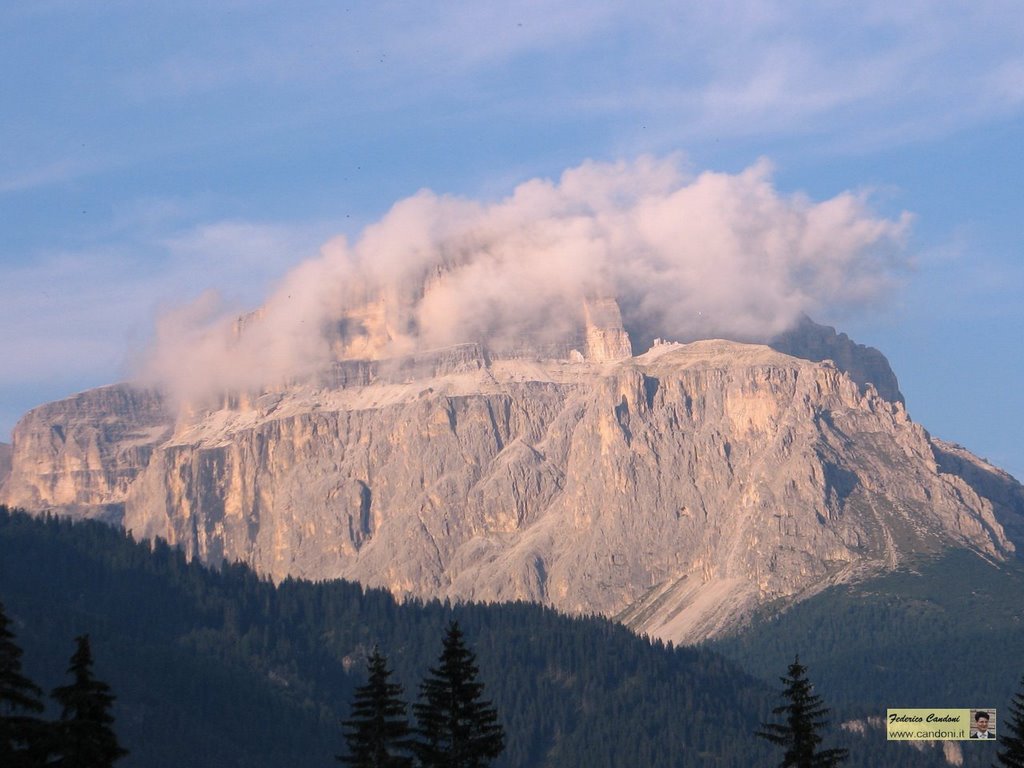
[338, 647, 413, 767]
[0, 601, 45, 768]
[50, 634, 127, 768]
[413, 622, 504, 768]
[996, 675, 1024, 768]
[756, 655, 848, 768]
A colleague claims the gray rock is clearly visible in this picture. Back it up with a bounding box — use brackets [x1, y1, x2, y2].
[2, 338, 1020, 645]
[0, 384, 171, 524]
[0, 442, 11, 489]
[769, 315, 904, 404]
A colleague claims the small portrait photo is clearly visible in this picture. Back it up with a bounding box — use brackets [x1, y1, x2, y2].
[970, 709, 997, 739]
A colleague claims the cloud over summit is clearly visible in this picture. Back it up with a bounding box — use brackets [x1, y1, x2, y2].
[139, 156, 910, 402]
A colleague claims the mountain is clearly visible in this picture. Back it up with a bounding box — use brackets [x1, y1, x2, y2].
[2, 313, 1022, 645]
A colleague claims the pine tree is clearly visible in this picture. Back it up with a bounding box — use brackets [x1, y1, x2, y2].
[756, 655, 848, 768]
[413, 621, 505, 768]
[50, 634, 127, 768]
[996, 675, 1024, 768]
[338, 647, 413, 767]
[0, 601, 46, 768]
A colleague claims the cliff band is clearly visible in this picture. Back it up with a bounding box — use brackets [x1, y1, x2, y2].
[2, 314, 1021, 644]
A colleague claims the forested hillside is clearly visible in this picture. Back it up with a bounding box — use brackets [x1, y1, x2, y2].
[711, 549, 1024, 767]
[712, 548, 1024, 706]
[0, 506, 962, 767]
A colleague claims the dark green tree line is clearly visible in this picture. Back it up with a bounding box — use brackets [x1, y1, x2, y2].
[0, 506, 842, 767]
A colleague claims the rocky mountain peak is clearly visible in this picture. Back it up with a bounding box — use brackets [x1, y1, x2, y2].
[1, 324, 1019, 644]
[768, 315, 904, 404]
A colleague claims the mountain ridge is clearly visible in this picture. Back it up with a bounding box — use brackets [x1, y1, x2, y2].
[2, 321, 1019, 644]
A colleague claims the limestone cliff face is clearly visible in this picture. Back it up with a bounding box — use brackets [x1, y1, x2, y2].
[0, 385, 171, 523]
[583, 298, 632, 362]
[3, 338, 1019, 644]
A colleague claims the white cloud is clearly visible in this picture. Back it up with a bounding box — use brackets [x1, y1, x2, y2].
[137, 156, 910, 404]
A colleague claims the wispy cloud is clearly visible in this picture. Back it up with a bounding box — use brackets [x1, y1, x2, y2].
[566, 2, 1024, 150]
[0, 159, 96, 195]
[3, 0, 1022, 203]
[119, 2, 616, 99]
[0, 218, 324, 387]
[109, 1, 1023, 148]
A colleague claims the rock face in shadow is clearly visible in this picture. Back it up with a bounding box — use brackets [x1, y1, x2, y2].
[0, 443, 11, 488]
[769, 316, 904, 404]
[931, 438, 1024, 548]
[2, 338, 1019, 644]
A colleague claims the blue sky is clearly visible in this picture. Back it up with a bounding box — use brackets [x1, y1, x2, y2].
[1, 1, 1022, 479]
